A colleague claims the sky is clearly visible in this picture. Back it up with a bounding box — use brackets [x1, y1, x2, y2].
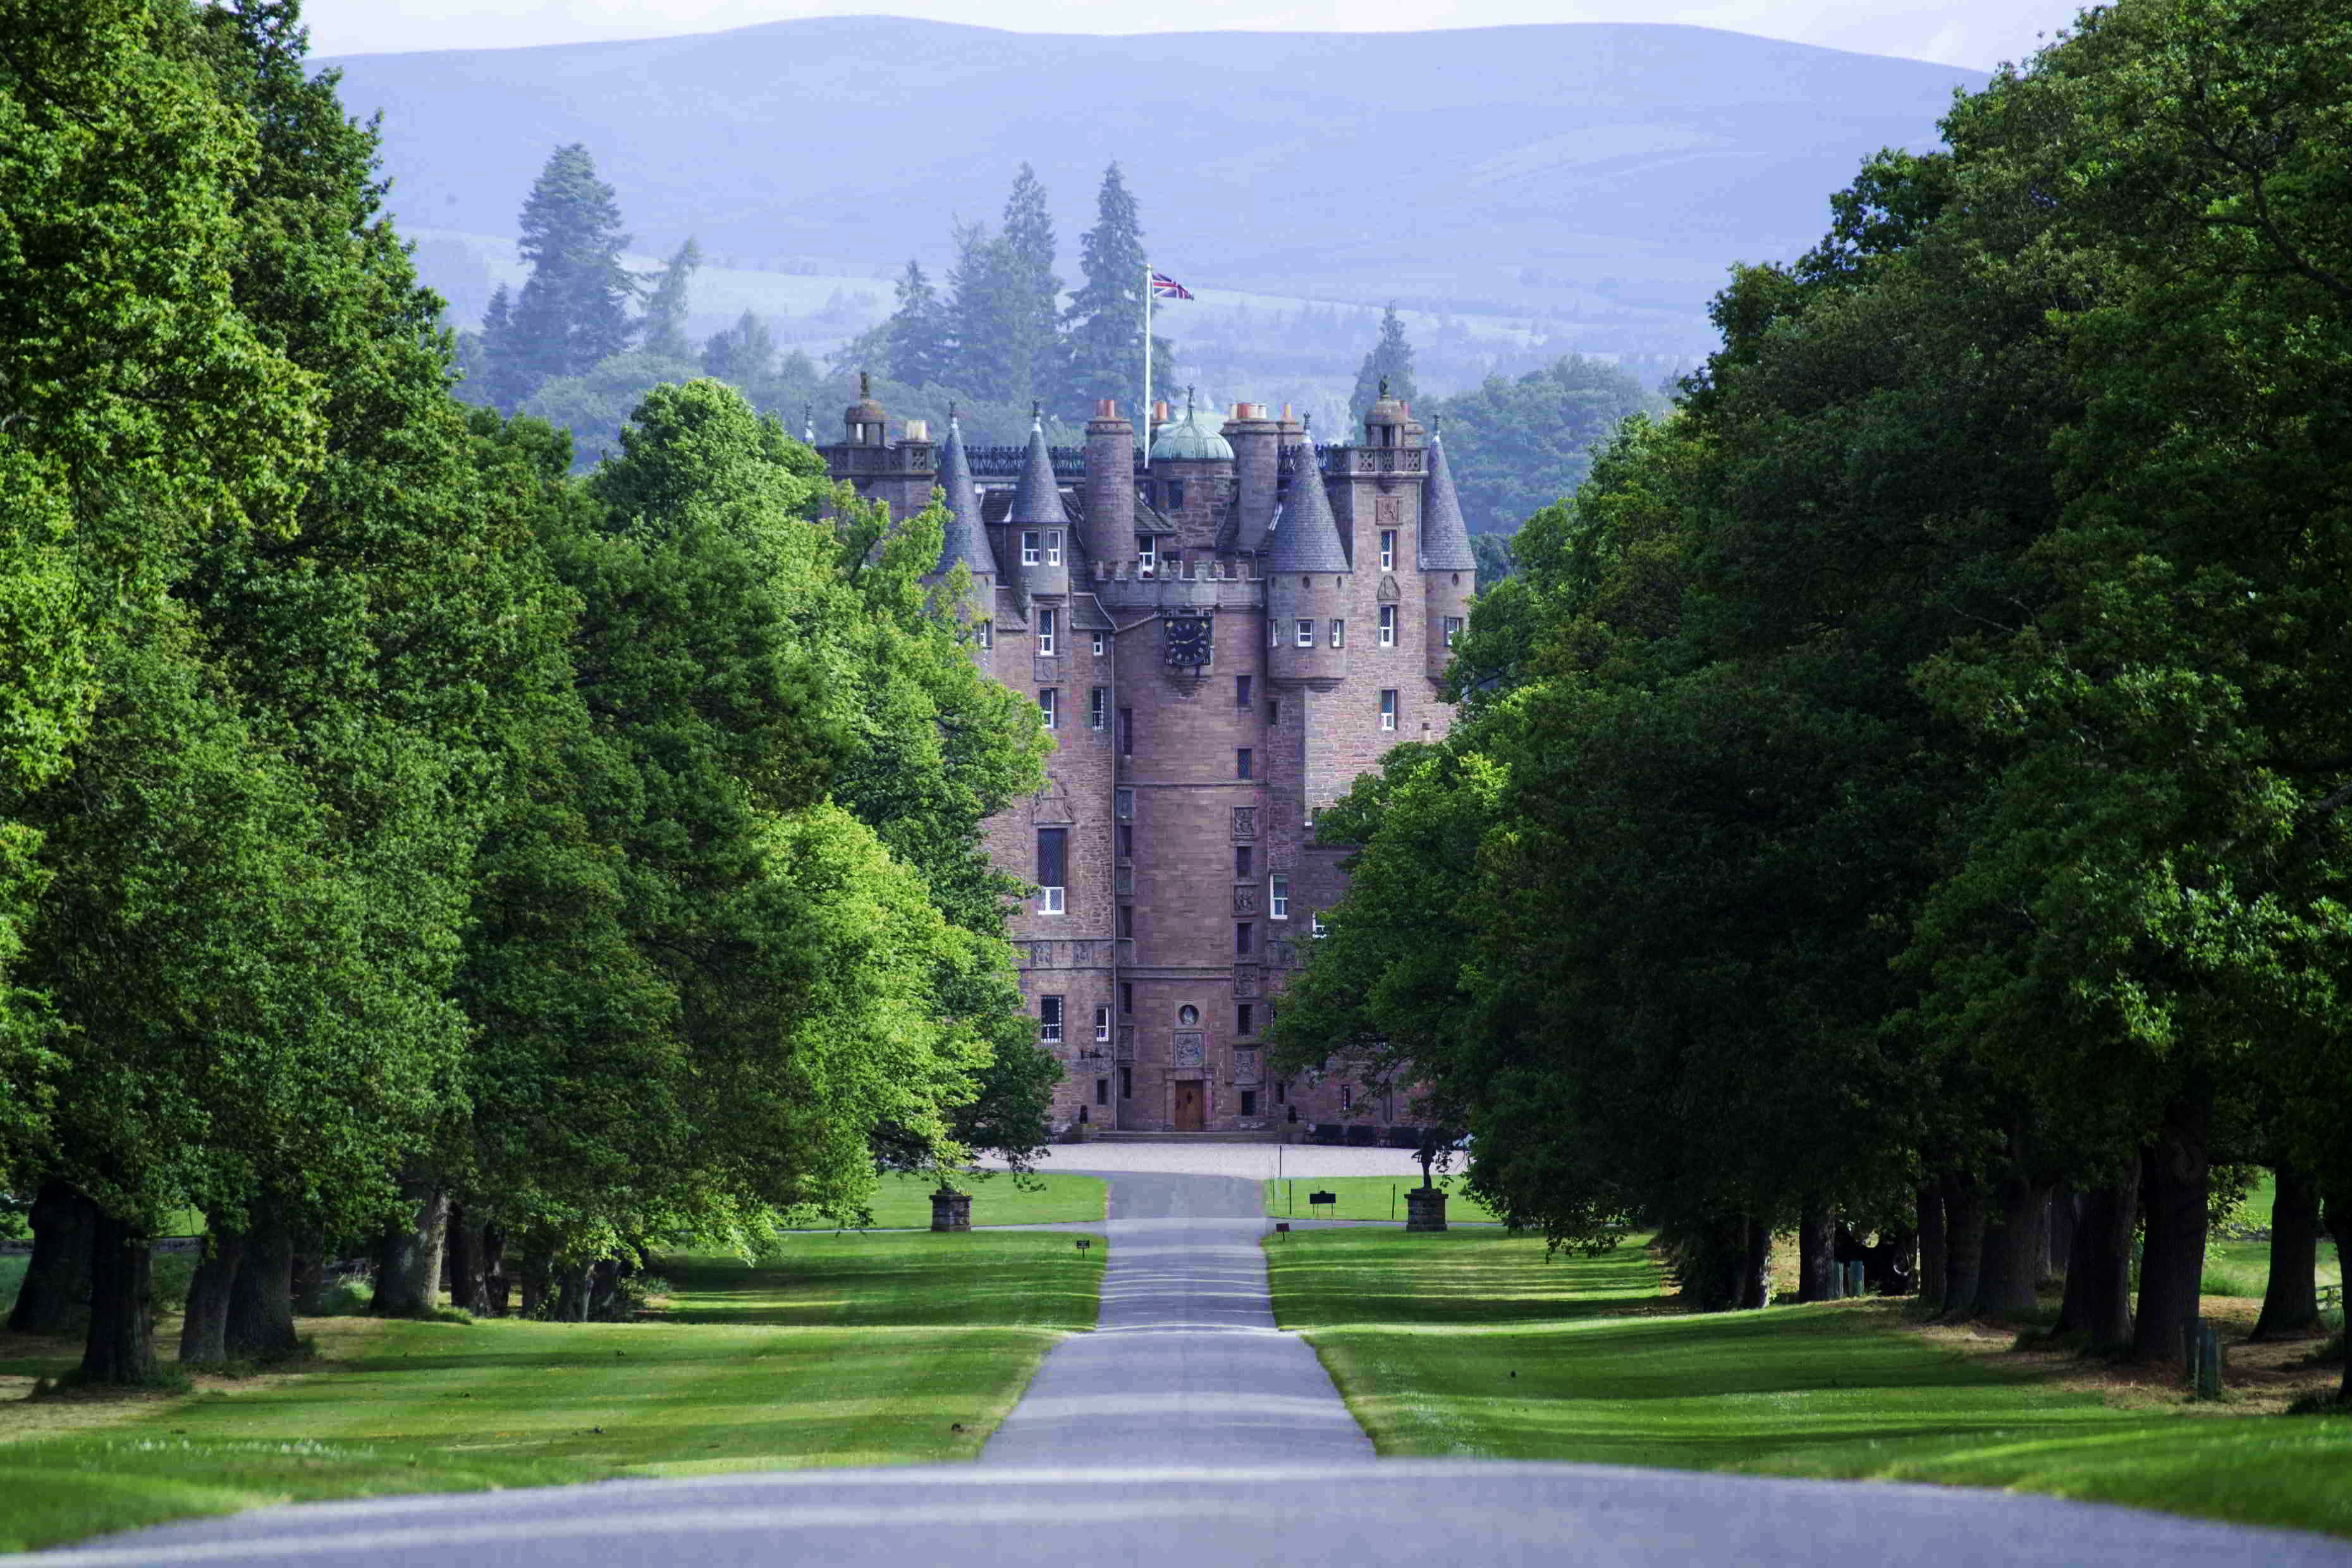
[304, 0, 2090, 72]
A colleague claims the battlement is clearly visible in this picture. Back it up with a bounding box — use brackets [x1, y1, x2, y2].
[1093, 558, 1263, 584]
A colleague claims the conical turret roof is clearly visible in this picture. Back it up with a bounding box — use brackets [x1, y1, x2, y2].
[1418, 423, 1478, 572]
[935, 413, 996, 579]
[1266, 443, 1350, 574]
[1005, 410, 1068, 526]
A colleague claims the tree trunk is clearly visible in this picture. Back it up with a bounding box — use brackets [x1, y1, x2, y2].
[8, 1180, 97, 1335]
[1916, 1185, 1946, 1311]
[78, 1209, 155, 1385]
[226, 1203, 300, 1362]
[1975, 1175, 2048, 1322]
[518, 1247, 552, 1318]
[290, 1231, 330, 1317]
[1736, 1215, 1773, 1310]
[177, 1228, 247, 1366]
[2130, 1108, 2211, 1366]
[445, 1204, 479, 1313]
[2055, 1174, 2137, 1349]
[1796, 1203, 1837, 1302]
[1939, 1175, 1987, 1321]
[2250, 1164, 2322, 1341]
[587, 1257, 625, 1321]
[372, 1178, 449, 1318]
[2045, 1187, 2075, 1285]
[2325, 1189, 2351, 1406]
[477, 1223, 509, 1318]
[554, 1261, 592, 1322]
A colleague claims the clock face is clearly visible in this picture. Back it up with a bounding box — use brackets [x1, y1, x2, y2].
[1165, 615, 1213, 667]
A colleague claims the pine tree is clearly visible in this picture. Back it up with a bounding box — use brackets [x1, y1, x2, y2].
[885, 259, 952, 387]
[487, 143, 639, 410]
[1351, 303, 1419, 426]
[474, 283, 529, 410]
[1061, 162, 1169, 410]
[1000, 164, 1063, 407]
[639, 236, 701, 360]
[944, 218, 1026, 401]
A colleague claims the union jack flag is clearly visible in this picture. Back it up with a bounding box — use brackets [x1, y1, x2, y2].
[1150, 270, 1194, 300]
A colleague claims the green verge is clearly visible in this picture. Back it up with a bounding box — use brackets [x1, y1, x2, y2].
[1267, 1228, 2352, 1540]
[0, 1229, 1103, 1552]
[847, 1172, 1106, 1229]
[1262, 1175, 1499, 1223]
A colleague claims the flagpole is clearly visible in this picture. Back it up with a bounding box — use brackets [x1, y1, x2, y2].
[1134, 257, 1142, 453]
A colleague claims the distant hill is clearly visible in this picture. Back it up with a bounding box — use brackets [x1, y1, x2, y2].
[326, 18, 1986, 358]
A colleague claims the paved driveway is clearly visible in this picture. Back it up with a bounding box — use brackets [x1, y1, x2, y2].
[44, 1167, 2352, 1567]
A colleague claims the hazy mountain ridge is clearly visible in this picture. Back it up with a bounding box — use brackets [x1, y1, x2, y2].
[328, 16, 1987, 355]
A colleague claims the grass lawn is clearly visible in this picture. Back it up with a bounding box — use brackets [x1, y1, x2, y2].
[843, 1172, 1105, 1229]
[0, 1228, 1102, 1552]
[1263, 1175, 1499, 1223]
[1268, 1227, 2352, 1540]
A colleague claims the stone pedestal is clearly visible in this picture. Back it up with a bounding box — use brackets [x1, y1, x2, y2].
[1405, 1187, 1448, 1232]
[930, 1189, 972, 1232]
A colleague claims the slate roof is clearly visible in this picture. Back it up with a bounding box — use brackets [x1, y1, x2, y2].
[1005, 417, 1069, 525]
[935, 417, 997, 579]
[1418, 425, 1478, 572]
[1264, 446, 1351, 574]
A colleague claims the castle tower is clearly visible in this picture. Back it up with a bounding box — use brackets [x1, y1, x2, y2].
[1223, 401, 1283, 552]
[1006, 408, 1071, 600]
[1418, 420, 1478, 683]
[1082, 400, 1134, 567]
[1145, 388, 1235, 561]
[933, 410, 997, 677]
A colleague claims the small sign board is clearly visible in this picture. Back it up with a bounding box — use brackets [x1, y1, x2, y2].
[1308, 1191, 1337, 1207]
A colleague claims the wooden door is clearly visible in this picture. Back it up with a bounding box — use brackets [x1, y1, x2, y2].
[1173, 1081, 1204, 1132]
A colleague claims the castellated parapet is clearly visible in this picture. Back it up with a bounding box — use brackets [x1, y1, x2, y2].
[819, 385, 1465, 1139]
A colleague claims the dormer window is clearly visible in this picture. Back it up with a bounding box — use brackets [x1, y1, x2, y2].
[1046, 530, 1063, 566]
[1137, 535, 1157, 572]
[1022, 531, 1041, 565]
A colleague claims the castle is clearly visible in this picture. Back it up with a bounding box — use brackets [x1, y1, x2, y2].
[819, 382, 1472, 1136]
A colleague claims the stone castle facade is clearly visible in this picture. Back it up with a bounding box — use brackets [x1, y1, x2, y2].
[819, 382, 1473, 1136]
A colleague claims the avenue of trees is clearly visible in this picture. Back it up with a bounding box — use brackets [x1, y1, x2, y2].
[2, 0, 1054, 1384]
[1274, 0, 2352, 1401]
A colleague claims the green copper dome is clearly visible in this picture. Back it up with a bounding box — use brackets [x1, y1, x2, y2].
[1149, 388, 1234, 463]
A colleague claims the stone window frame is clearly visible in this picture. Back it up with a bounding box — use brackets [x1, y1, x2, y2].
[1444, 616, 1463, 647]
[978, 620, 993, 649]
[1380, 688, 1398, 731]
[1294, 618, 1314, 648]
[1378, 604, 1397, 647]
[1039, 995, 1063, 1044]
[1094, 1005, 1112, 1043]
[1380, 529, 1397, 572]
[1236, 747, 1253, 780]
[1021, 530, 1040, 565]
[1235, 921, 1254, 956]
[1039, 687, 1058, 729]
[1331, 618, 1345, 648]
[1045, 530, 1063, 566]
[1089, 687, 1107, 730]
[1093, 630, 1108, 657]
[1037, 607, 1057, 656]
[1268, 872, 1289, 919]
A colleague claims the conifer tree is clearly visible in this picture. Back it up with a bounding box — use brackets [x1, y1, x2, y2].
[885, 259, 952, 387]
[1350, 304, 1419, 425]
[639, 236, 701, 360]
[944, 217, 1026, 401]
[1000, 163, 1063, 406]
[486, 143, 639, 410]
[1062, 162, 1169, 409]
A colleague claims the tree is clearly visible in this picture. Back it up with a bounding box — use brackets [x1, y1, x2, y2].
[999, 164, 1063, 407]
[1428, 357, 1662, 534]
[1061, 162, 1167, 409]
[485, 143, 639, 409]
[884, 260, 953, 388]
[1349, 305, 1418, 426]
[639, 236, 701, 360]
[701, 310, 776, 389]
